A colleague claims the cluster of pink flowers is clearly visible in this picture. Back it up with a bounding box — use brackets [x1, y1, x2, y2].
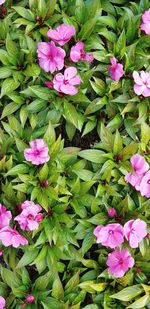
[94, 218, 147, 278]
[106, 10, 150, 97]
[0, 201, 43, 248]
[14, 201, 43, 231]
[37, 24, 94, 96]
[125, 154, 150, 198]
[0, 204, 28, 248]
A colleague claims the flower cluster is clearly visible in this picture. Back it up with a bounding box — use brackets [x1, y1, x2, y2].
[125, 154, 150, 198]
[94, 219, 147, 278]
[37, 23, 94, 96]
[0, 204, 28, 248]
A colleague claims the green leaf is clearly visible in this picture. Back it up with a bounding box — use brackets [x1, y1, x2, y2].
[81, 232, 95, 255]
[5, 164, 29, 176]
[29, 86, 52, 100]
[44, 121, 56, 146]
[78, 149, 105, 163]
[63, 100, 82, 130]
[127, 295, 150, 309]
[111, 285, 143, 301]
[0, 67, 12, 79]
[13, 6, 35, 21]
[52, 276, 64, 300]
[79, 281, 106, 293]
[79, 18, 97, 40]
[1, 78, 20, 98]
[1, 102, 21, 119]
[16, 250, 39, 268]
[113, 130, 123, 155]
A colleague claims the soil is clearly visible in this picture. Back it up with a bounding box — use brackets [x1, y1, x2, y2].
[56, 120, 99, 149]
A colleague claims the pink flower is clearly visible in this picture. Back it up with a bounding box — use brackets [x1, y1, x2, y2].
[125, 154, 149, 190]
[106, 248, 134, 278]
[37, 41, 65, 73]
[70, 42, 94, 63]
[24, 139, 50, 165]
[47, 24, 75, 46]
[93, 223, 124, 249]
[0, 296, 5, 309]
[14, 201, 43, 231]
[139, 171, 150, 198]
[0, 227, 28, 248]
[53, 67, 81, 95]
[124, 219, 147, 248]
[133, 71, 150, 97]
[0, 0, 5, 5]
[107, 208, 117, 217]
[26, 295, 35, 303]
[107, 57, 124, 81]
[140, 9, 150, 35]
[0, 204, 12, 229]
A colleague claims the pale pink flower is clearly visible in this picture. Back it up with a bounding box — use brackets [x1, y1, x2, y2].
[0, 0, 5, 5]
[107, 57, 124, 81]
[14, 201, 43, 231]
[107, 208, 117, 217]
[24, 139, 50, 165]
[106, 248, 134, 278]
[133, 71, 150, 97]
[47, 24, 75, 46]
[0, 204, 12, 229]
[26, 295, 35, 303]
[125, 154, 149, 190]
[0, 296, 5, 309]
[53, 67, 81, 95]
[140, 9, 150, 35]
[124, 219, 147, 248]
[93, 223, 124, 249]
[37, 41, 66, 73]
[70, 42, 94, 63]
[139, 171, 150, 198]
[0, 227, 28, 248]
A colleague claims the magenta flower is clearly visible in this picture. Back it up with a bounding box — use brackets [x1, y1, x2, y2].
[125, 154, 149, 190]
[0, 296, 5, 309]
[24, 139, 50, 165]
[107, 57, 124, 81]
[70, 42, 94, 63]
[140, 9, 150, 35]
[14, 201, 43, 231]
[107, 208, 117, 217]
[0, 204, 12, 229]
[0, 227, 28, 248]
[106, 248, 134, 278]
[26, 295, 35, 303]
[37, 41, 66, 73]
[133, 71, 150, 97]
[0, 0, 5, 4]
[47, 24, 75, 46]
[93, 223, 124, 249]
[53, 67, 81, 95]
[139, 171, 150, 198]
[124, 219, 147, 248]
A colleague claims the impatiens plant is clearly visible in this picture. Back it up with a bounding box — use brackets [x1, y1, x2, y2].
[0, 0, 150, 308]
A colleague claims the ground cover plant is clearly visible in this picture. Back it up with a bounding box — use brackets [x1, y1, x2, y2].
[0, 0, 150, 308]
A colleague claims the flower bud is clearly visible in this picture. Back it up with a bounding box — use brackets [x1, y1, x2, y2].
[107, 208, 117, 217]
[26, 295, 35, 303]
[35, 214, 43, 222]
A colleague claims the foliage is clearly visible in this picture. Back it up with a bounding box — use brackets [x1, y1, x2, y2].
[0, 0, 150, 308]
